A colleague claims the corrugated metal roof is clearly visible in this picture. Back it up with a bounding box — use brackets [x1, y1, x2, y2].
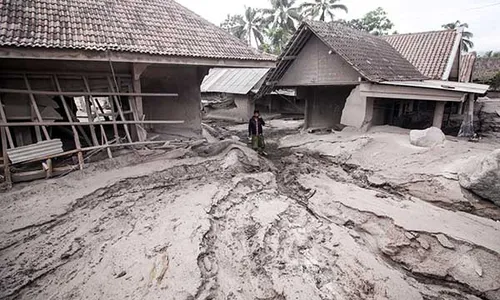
[201, 68, 270, 95]
[380, 80, 490, 94]
[7, 139, 64, 164]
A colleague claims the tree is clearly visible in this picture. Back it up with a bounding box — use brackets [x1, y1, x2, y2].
[220, 14, 246, 40]
[262, 0, 301, 33]
[223, 7, 266, 47]
[345, 7, 394, 35]
[300, 0, 347, 22]
[442, 20, 474, 52]
[260, 27, 292, 54]
[483, 51, 500, 58]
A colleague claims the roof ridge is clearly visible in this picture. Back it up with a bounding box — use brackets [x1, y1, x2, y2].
[384, 28, 457, 38]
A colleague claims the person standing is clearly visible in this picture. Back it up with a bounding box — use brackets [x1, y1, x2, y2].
[248, 110, 266, 154]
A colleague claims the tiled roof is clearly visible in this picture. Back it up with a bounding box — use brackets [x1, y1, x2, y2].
[459, 52, 476, 83]
[473, 57, 500, 82]
[0, 0, 274, 61]
[306, 21, 425, 82]
[256, 21, 425, 98]
[201, 68, 269, 95]
[383, 29, 460, 80]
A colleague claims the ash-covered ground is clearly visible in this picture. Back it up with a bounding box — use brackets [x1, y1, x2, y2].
[1, 120, 499, 300]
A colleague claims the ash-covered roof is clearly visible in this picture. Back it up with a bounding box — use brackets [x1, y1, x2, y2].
[0, 0, 274, 62]
[383, 29, 461, 80]
[201, 68, 269, 95]
[460, 53, 476, 83]
[257, 21, 425, 98]
[473, 57, 500, 82]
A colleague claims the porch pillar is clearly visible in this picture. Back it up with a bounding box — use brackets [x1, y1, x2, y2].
[458, 94, 475, 137]
[433, 101, 446, 128]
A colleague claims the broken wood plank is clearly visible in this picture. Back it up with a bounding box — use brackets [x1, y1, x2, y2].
[1, 126, 12, 186]
[0, 96, 14, 148]
[107, 76, 133, 143]
[0, 120, 185, 126]
[23, 74, 50, 141]
[0, 88, 178, 97]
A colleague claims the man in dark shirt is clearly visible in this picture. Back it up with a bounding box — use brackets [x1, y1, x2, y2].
[248, 110, 265, 154]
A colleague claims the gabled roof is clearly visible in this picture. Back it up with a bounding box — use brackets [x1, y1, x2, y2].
[473, 57, 500, 82]
[257, 21, 426, 98]
[0, 0, 274, 62]
[201, 68, 269, 95]
[383, 29, 462, 80]
[460, 52, 476, 83]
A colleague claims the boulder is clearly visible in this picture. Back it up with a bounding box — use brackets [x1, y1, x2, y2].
[459, 149, 500, 206]
[409, 127, 446, 147]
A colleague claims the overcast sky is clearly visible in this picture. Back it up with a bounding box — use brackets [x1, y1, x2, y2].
[177, 0, 500, 52]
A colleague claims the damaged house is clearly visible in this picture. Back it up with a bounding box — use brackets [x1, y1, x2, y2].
[201, 68, 301, 122]
[0, 0, 274, 184]
[257, 21, 488, 132]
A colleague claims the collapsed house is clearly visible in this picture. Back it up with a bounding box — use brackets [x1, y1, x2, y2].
[257, 21, 488, 132]
[201, 68, 301, 122]
[0, 0, 274, 184]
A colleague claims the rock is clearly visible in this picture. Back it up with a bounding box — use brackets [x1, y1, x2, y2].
[435, 234, 455, 249]
[409, 127, 446, 147]
[459, 149, 500, 206]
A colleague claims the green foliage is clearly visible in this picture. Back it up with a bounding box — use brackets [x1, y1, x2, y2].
[441, 20, 474, 52]
[490, 71, 500, 90]
[483, 51, 500, 58]
[221, 7, 266, 46]
[300, 0, 348, 22]
[344, 7, 394, 35]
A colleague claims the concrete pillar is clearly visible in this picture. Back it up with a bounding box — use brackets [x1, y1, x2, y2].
[433, 101, 446, 128]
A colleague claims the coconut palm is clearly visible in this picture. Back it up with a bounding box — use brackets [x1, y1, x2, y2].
[262, 0, 301, 33]
[231, 7, 266, 47]
[300, 0, 348, 22]
[442, 20, 474, 52]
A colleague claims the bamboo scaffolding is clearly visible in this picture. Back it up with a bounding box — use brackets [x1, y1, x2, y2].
[1, 126, 12, 186]
[0, 96, 14, 148]
[23, 74, 50, 141]
[107, 76, 133, 143]
[0, 120, 185, 127]
[0, 89, 178, 97]
[53, 75, 85, 170]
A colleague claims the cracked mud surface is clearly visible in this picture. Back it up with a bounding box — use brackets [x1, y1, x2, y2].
[1, 123, 500, 300]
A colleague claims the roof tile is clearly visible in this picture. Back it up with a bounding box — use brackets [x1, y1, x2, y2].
[383, 30, 459, 79]
[0, 0, 274, 61]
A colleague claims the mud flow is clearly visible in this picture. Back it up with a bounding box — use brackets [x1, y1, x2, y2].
[1, 122, 499, 300]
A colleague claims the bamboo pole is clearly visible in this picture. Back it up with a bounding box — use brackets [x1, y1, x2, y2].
[107, 76, 133, 143]
[0, 120, 185, 127]
[0, 96, 14, 148]
[0, 88, 178, 97]
[53, 76, 84, 170]
[23, 75, 50, 141]
[84, 96, 99, 146]
[1, 126, 12, 187]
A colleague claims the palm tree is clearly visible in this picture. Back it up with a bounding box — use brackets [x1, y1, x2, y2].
[300, 0, 348, 22]
[263, 27, 292, 54]
[262, 0, 301, 33]
[442, 20, 474, 52]
[232, 7, 266, 47]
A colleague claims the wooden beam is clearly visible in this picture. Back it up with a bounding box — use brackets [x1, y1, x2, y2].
[0, 71, 132, 78]
[1, 126, 12, 187]
[0, 120, 185, 127]
[281, 56, 297, 60]
[107, 76, 133, 143]
[23, 75, 51, 141]
[0, 96, 14, 148]
[85, 96, 99, 146]
[0, 47, 276, 68]
[0, 88, 178, 97]
[53, 75, 84, 170]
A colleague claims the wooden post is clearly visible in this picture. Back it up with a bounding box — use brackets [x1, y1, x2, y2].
[107, 76, 133, 143]
[0, 96, 14, 148]
[433, 101, 446, 128]
[458, 94, 475, 137]
[1, 126, 12, 187]
[23, 74, 50, 141]
[53, 76, 84, 170]
[85, 96, 99, 146]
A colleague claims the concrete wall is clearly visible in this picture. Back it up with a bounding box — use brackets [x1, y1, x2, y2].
[203, 93, 253, 122]
[278, 36, 361, 86]
[142, 65, 207, 137]
[302, 86, 355, 129]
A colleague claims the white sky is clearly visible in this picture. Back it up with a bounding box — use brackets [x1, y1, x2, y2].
[176, 0, 500, 52]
